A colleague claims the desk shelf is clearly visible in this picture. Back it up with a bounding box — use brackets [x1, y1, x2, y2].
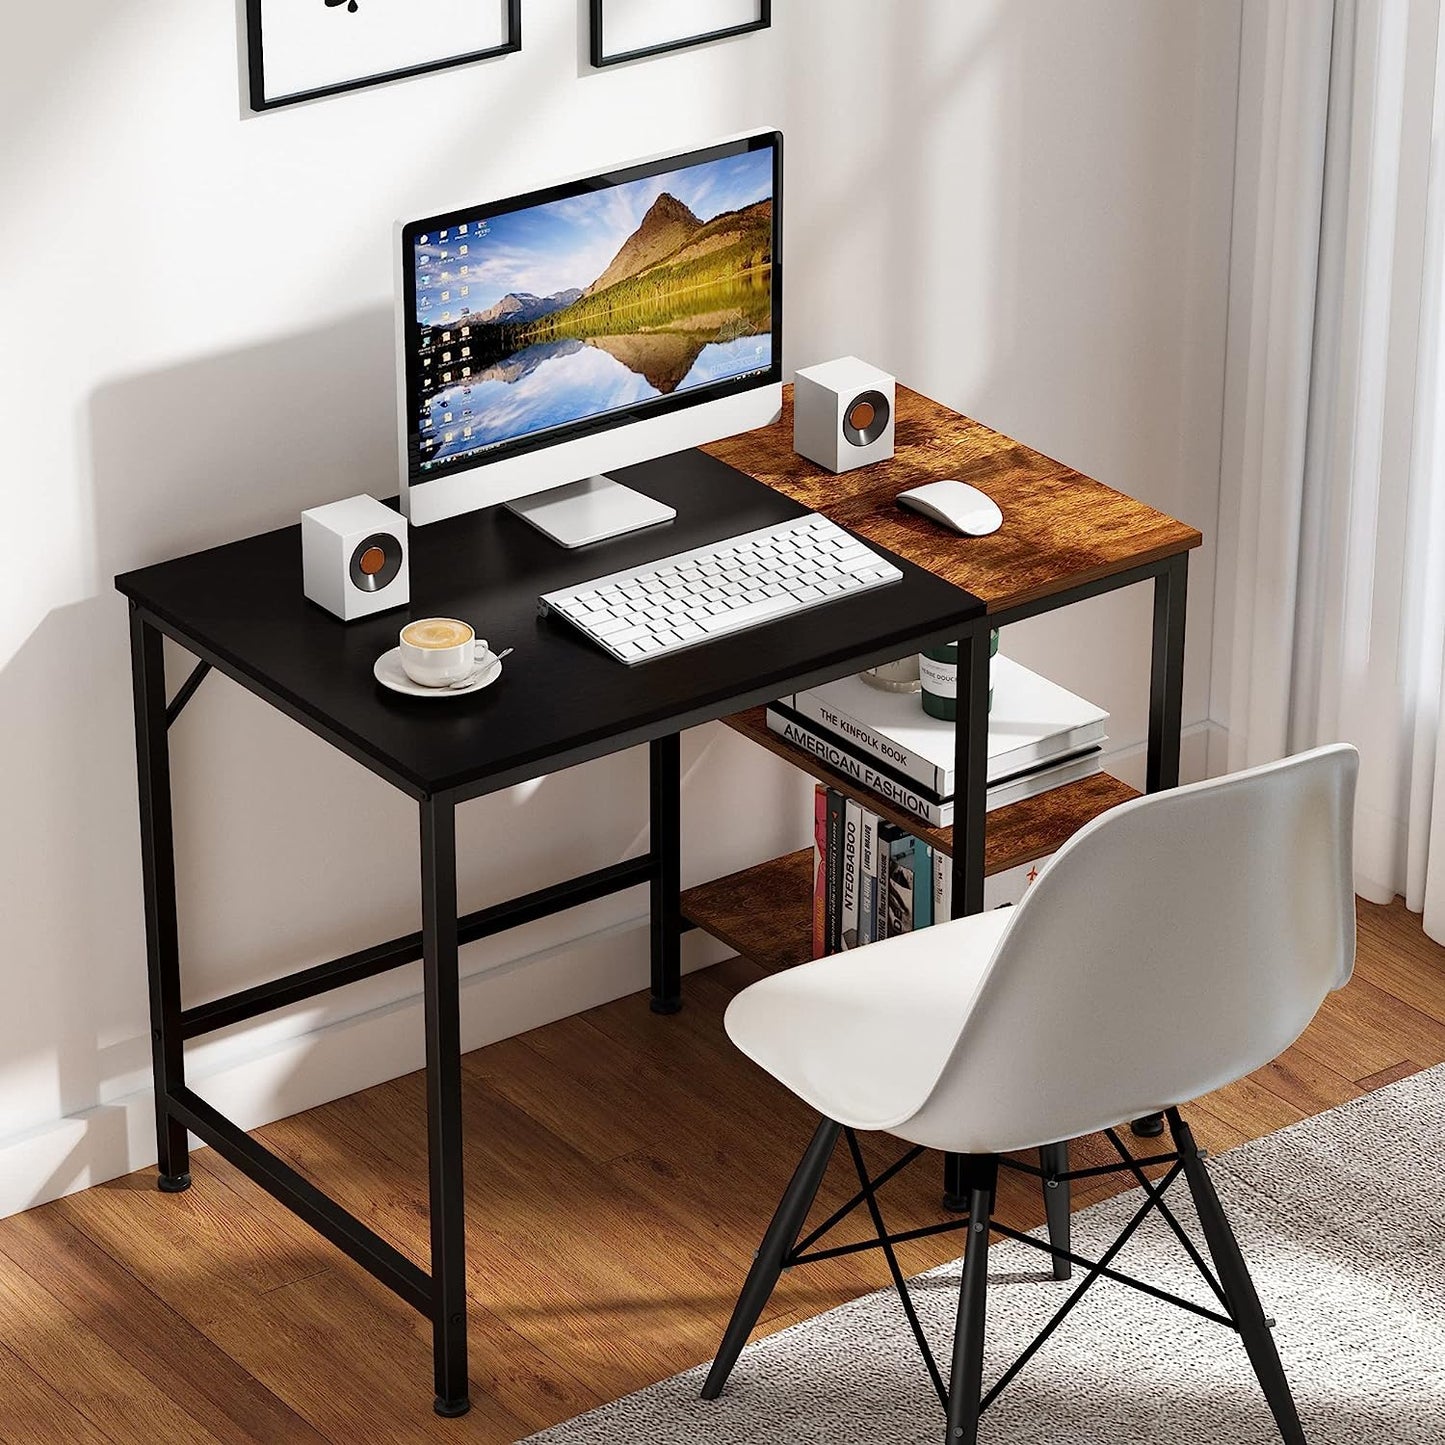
[683, 715, 1140, 972]
[682, 849, 815, 973]
[720, 705, 1139, 866]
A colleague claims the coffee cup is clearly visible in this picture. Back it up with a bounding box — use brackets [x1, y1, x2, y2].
[398, 618, 488, 687]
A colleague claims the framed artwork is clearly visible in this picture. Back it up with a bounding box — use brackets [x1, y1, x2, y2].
[246, 0, 521, 111]
[589, 0, 771, 68]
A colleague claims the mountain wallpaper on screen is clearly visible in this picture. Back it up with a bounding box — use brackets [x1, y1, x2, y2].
[414, 149, 775, 467]
[472, 288, 583, 325]
[423, 192, 772, 394]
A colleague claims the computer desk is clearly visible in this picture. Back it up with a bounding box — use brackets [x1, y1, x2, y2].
[115, 384, 1201, 1417]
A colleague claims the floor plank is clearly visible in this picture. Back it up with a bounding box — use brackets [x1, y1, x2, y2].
[0, 894, 1438, 1443]
[0, 1207, 325, 1445]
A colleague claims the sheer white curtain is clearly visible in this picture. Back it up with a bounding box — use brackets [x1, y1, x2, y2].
[1219, 0, 1445, 942]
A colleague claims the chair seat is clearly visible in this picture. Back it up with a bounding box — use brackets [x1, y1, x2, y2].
[724, 908, 1015, 1132]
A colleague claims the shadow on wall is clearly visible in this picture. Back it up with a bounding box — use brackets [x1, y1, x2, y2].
[1, 309, 797, 1207]
[0, 309, 402, 1193]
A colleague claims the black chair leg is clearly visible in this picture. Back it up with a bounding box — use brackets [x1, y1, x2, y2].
[701, 1117, 841, 1400]
[1168, 1111, 1307, 1445]
[1038, 1141, 1072, 1281]
[944, 1155, 997, 1445]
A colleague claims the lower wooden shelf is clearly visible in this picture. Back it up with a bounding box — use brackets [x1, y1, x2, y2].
[682, 849, 815, 974]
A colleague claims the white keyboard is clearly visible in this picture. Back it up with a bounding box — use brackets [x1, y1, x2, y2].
[539, 514, 904, 663]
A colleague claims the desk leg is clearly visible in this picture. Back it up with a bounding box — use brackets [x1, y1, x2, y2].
[649, 733, 683, 1015]
[1146, 553, 1188, 794]
[129, 608, 191, 1193]
[949, 623, 990, 920]
[420, 795, 470, 1417]
[944, 623, 990, 1211]
[1135, 552, 1189, 1141]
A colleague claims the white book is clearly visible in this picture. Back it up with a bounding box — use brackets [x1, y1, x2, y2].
[788, 655, 1109, 796]
[841, 798, 862, 950]
[934, 849, 1055, 921]
[765, 706, 1106, 827]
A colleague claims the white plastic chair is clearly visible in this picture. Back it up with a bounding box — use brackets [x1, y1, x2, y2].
[702, 745, 1358, 1445]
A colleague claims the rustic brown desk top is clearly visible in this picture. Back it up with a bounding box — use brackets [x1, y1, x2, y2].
[703, 384, 1202, 614]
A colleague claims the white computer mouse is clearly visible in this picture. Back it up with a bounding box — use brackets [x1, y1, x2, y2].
[896, 479, 1003, 537]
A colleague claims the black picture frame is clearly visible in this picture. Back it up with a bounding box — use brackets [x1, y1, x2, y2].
[246, 0, 522, 112]
[589, 0, 771, 68]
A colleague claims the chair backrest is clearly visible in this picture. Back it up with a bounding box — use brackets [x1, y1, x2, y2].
[902, 744, 1358, 1155]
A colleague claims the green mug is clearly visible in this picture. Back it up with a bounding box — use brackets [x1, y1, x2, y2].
[920, 629, 998, 721]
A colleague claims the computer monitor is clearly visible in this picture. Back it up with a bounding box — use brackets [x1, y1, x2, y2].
[396, 131, 783, 546]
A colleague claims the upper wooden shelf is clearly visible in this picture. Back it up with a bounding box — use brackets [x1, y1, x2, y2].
[703, 384, 1202, 615]
[723, 705, 1139, 873]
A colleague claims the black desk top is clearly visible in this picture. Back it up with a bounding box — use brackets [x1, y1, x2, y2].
[116, 451, 984, 800]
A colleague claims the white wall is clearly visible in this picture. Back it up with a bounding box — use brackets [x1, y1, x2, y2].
[0, 0, 1240, 1215]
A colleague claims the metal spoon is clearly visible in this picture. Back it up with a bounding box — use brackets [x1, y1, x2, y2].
[448, 647, 513, 688]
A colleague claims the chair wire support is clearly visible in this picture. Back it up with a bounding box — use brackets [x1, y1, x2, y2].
[997, 1146, 1183, 1184]
[784, 1142, 928, 1265]
[774, 1124, 1245, 1425]
[843, 1129, 950, 1410]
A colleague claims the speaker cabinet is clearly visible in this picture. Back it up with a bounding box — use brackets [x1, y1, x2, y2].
[301, 494, 410, 621]
[793, 357, 896, 473]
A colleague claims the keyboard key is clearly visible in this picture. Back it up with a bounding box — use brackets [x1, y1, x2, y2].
[700, 594, 798, 633]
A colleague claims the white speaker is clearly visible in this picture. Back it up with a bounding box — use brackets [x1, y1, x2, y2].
[301, 494, 410, 621]
[793, 357, 896, 473]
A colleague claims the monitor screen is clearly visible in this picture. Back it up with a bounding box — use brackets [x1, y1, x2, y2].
[400, 134, 781, 488]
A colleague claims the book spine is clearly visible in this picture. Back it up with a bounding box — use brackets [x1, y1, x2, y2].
[876, 822, 894, 937]
[824, 790, 845, 954]
[766, 707, 951, 826]
[913, 837, 933, 931]
[812, 785, 828, 958]
[933, 847, 951, 924]
[841, 799, 862, 949]
[791, 691, 948, 794]
[888, 828, 916, 937]
[858, 810, 879, 946]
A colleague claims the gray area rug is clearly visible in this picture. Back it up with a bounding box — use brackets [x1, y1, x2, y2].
[524, 1065, 1445, 1443]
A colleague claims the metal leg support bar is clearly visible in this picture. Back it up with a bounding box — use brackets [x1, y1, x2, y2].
[130, 609, 192, 1193]
[650, 733, 683, 1014]
[420, 795, 471, 1417]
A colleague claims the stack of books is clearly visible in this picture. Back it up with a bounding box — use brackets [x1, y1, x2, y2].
[770, 655, 1109, 828]
[792, 657, 1110, 958]
[810, 784, 1062, 955]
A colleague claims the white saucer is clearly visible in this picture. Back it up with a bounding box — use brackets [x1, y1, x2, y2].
[373, 647, 503, 699]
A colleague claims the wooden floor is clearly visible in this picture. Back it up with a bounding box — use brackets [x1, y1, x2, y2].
[1, 896, 1442, 1444]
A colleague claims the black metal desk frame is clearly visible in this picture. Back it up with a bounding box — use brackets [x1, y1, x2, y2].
[123, 458, 1186, 1418]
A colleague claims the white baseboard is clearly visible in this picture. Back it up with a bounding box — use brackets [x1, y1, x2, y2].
[0, 914, 728, 1220]
[1102, 718, 1225, 789]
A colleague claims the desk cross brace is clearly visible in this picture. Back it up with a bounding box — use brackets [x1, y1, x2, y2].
[165, 659, 212, 728]
[179, 854, 655, 1039]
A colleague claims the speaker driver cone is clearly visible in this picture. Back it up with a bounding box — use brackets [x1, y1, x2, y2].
[349, 532, 403, 593]
[843, 389, 891, 447]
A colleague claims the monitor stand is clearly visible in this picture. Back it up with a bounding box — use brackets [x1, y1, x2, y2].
[505, 475, 677, 550]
